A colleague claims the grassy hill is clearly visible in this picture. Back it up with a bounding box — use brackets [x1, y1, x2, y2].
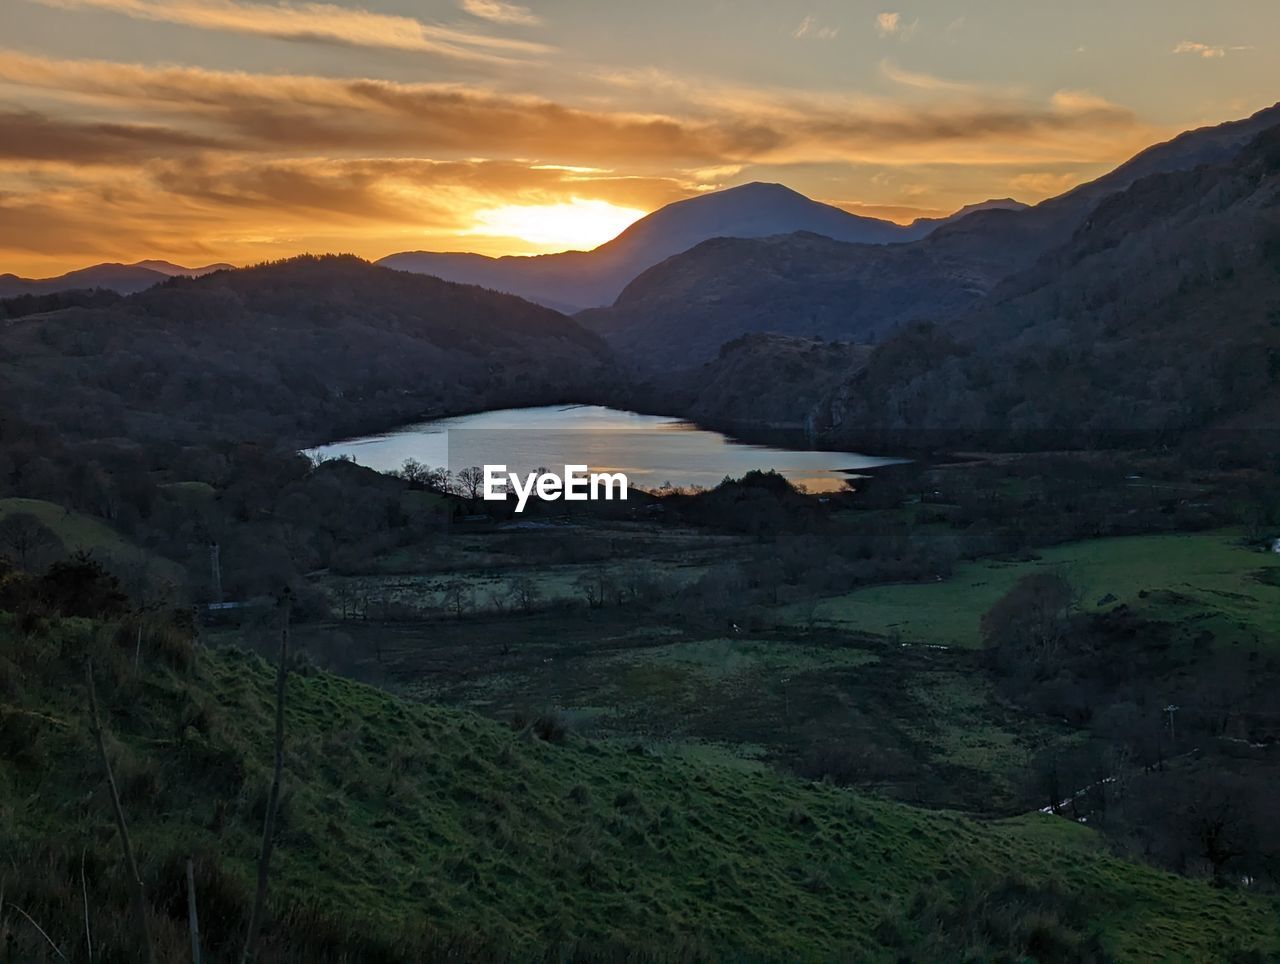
[2, 613, 1276, 961]
[0, 497, 185, 587]
[785, 529, 1280, 651]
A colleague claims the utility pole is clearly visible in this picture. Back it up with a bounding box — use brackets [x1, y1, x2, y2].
[209, 542, 223, 604]
[1164, 704, 1179, 744]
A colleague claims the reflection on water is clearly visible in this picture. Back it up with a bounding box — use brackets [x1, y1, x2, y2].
[305, 405, 900, 494]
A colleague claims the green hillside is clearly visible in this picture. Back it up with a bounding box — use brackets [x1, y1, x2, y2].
[787, 529, 1280, 650]
[2, 614, 1275, 962]
[0, 497, 185, 586]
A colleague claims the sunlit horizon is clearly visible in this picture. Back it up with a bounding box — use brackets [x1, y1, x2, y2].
[466, 198, 648, 252]
[0, 1, 1276, 276]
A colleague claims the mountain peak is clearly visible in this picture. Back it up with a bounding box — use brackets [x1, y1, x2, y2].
[379, 181, 918, 310]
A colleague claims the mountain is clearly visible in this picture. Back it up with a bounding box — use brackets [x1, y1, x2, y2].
[0, 255, 616, 445]
[132, 258, 234, 276]
[0, 259, 232, 297]
[580, 231, 997, 369]
[581, 103, 1280, 369]
[810, 122, 1280, 452]
[904, 197, 1029, 233]
[378, 183, 1011, 312]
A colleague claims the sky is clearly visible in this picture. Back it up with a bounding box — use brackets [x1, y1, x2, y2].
[0, 0, 1276, 276]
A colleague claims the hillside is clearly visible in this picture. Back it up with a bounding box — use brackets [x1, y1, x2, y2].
[633, 334, 872, 428]
[377, 183, 997, 312]
[0, 260, 231, 297]
[2, 610, 1276, 962]
[0, 255, 617, 447]
[814, 123, 1280, 452]
[579, 231, 997, 368]
[579, 103, 1280, 370]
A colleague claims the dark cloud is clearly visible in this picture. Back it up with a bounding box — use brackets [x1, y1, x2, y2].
[0, 109, 228, 162]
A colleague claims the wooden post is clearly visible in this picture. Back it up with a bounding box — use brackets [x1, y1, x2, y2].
[85, 660, 156, 964]
[186, 858, 203, 964]
[80, 847, 93, 961]
[241, 589, 291, 964]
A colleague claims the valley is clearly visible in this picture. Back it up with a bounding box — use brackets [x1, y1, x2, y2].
[2, 91, 1279, 962]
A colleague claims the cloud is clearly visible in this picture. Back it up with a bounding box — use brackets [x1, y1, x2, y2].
[0, 152, 695, 271]
[1009, 171, 1081, 198]
[876, 11, 917, 39]
[22, 0, 551, 61]
[0, 53, 1162, 272]
[792, 15, 838, 40]
[460, 0, 540, 26]
[0, 109, 229, 163]
[0, 52, 782, 164]
[879, 58, 975, 93]
[1172, 40, 1250, 59]
[0, 51, 1158, 172]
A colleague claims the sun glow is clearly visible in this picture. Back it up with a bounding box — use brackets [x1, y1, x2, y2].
[468, 198, 647, 251]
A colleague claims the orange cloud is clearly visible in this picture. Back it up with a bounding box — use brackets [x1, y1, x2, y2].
[23, 0, 551, 61]
[460, 0, 540, 27]
[0, 51, 1167, 274]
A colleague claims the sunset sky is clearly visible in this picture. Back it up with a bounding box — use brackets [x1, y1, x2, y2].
[0, 0, 1276, 276]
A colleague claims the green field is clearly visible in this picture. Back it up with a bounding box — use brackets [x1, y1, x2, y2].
[783, 529, 1280, 649]
[0, 497, 185, 586]
[3, 617, 1276, 961]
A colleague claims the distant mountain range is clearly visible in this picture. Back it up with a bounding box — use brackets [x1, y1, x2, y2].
[376, 185, 1025, 312]
[587, 102, 1280, 369]
[0, 260, 233, 298]
[1, 192, 1023, 311]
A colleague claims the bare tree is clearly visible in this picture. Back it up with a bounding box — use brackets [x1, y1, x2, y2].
[441, 580, 470, 618]
[0, 512, 63, 571]
[453, 466, 485, 506]
[85, 660, 157, 964]
[241, 589, 292, 964]
[397, 458, 428, 487]
[509, 575, 540, 614]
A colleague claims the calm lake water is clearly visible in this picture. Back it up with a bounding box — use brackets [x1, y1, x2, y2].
[306, 405, 899, 493]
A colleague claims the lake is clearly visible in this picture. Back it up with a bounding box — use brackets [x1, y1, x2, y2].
[306, 405, 900, 493]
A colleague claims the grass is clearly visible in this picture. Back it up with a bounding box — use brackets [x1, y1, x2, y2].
[2, 614, 1276, 961]
[0, 496, 185, 586]
[783, 529, 1280, 649]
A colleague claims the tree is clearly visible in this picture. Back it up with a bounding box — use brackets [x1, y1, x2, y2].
[0, 512, 63, 571]
[442, 579, 470, 618]
[982, 571, 1078, 677]
[453, 466, 485, 506]
[509, 575, 539, 613]
[397, 458, 428, 487]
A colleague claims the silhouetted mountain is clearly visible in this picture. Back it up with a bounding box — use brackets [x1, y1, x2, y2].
[811, 123, 1280, 451]
[581, 103, 1280, 369]
[0, 255, 616, 445]
[905, 198, 1029, 233]
[132, 259, 234, 276]
[377, 183, 1001, 312]
[0, 259, 232, 297]
[579, 232, 996, 369]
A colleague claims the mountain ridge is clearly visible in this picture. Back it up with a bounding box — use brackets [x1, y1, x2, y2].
[0, 259, 234, 298]
[580, 102, 1280, 369]
[376, 185, 1022, 312]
